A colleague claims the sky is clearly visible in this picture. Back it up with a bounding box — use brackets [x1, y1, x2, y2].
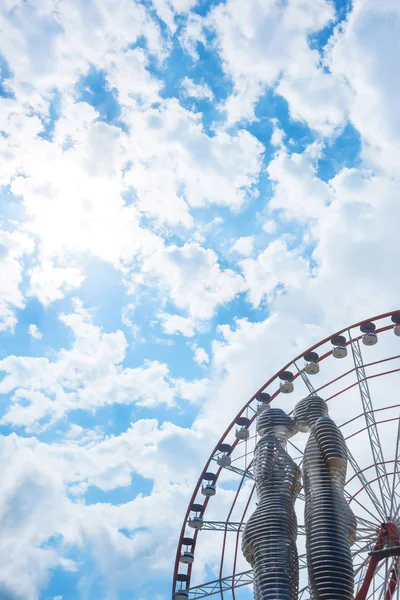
[0, 0, 400, 598]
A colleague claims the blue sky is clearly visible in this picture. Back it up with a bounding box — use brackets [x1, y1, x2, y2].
[0, 0, 400, 598]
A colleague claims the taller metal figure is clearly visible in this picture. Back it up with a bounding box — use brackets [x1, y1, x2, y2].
[294, 395, 357, 600]
[242, 406, 301, 600]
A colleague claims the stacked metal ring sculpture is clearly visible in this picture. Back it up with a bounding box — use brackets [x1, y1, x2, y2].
[294, 396, 357, 600]
[242, 407, 301, 600]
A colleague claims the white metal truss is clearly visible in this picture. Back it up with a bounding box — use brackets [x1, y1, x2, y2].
[187, 569, 253, 599]
[185, 527, 398, 599]
[187, 555, 308, 599]
[194, 520, 306, 535]
[194, 521, 244, 532]
[211, 459, 254, 481]
[348, 330, 393, 518]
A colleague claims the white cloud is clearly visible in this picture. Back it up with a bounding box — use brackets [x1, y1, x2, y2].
[0, 433, 74, 600]
[191, 344, 209, 365]
[327, 0, 400, 173]
[262, 220, 277, 234]
[270, 118, 285, 147]
[28, 261, 86, 305]
[141, 242, 244, 320]
[0, 0, 165, 96]
[267, 142, 333, 222]
[151, 0, 198, 32]
[0, 420, 210, 598]
[121, 304, 140, 338]
[0, 300, 203, 431]
[2, 2, 400, 599]
[0, 228, 34, 332]
[159, 313, 198, 337]
[180, 13, 208, 60]
[123, 99, 263, 214]
[240, 239, 310, 308]
[2, 62, 263, 321]
[181, 76, 214, 100]
[206, 0, 344, 128]
[230, 235, 254, 257]
[174, 377, 209, 401]
[28, 324, 42, 340]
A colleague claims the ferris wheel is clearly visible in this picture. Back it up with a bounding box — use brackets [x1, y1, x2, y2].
[172, 311, 400, 600]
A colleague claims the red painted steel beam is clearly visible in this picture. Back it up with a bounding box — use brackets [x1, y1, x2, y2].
[355, 526, 386, 600]
[384, 524, 400, 600]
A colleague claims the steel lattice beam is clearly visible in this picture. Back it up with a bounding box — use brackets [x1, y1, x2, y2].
[223, 463, 254, 480]
[212, 460, 306, 500]
[188, 569, 253, 599]
[348, 332, 393, 518]
[185, 516, 378, 599]
[196, 521, 244, 532]
[195, 521, 306, 535]
[187, 554, 308, 599]
[294, 361, 316, 395]
[211, 457, 254, 481]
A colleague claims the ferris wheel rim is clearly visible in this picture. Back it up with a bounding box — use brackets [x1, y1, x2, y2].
[172, 310, 400, 600]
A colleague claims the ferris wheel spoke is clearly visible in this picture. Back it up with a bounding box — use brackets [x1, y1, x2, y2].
[355, 526, 380, 542]
[355, 555, 373, 592]
[389, 417, 400, 521]
[378, 559, 392, 600]
[288, 439, 304, 457]
[366, 577, 387, 600]
[214, 460, 254, 481]
[346, 450, 386, 522]
[348, 331, 392, 518]
[348, 490, 383, 526]
[357, 514, 381, 530]
[353, 534, 376, 550]
[294, 360, 316, 395]
[187, 569, 253, 599]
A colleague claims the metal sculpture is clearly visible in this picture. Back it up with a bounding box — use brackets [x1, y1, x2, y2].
[242, 406, 301, 600]
[294, 395, 357, 600]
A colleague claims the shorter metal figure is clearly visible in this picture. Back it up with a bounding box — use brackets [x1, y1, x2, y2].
[294, 395, 357, 600]
[242, 406, 301, 600]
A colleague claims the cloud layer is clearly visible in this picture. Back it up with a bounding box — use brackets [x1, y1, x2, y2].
[1, 0, 400, 598]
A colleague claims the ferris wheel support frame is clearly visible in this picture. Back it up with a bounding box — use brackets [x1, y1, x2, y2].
[172, 310, 400, 600]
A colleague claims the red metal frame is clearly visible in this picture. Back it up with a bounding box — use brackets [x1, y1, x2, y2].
[355, 524, 400, 600]
[172, 310, 400, 598]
